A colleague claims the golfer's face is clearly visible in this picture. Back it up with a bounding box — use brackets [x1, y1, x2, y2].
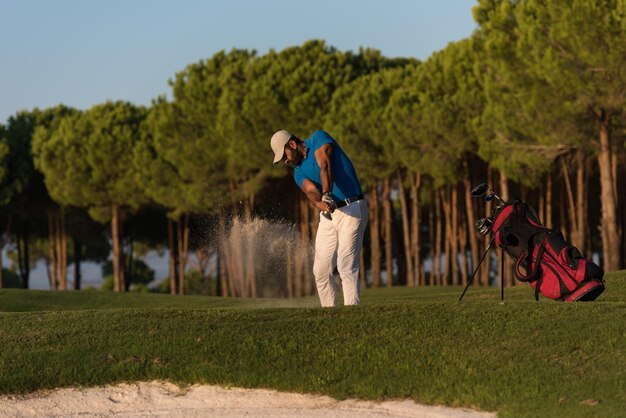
[282, 142, 300, 168]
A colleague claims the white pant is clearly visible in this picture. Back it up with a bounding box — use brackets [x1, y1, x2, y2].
[313, 199, 368, 307]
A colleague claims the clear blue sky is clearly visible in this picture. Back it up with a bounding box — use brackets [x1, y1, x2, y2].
[0, 0, 477, 124]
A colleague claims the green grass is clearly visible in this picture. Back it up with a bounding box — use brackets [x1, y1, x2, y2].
[1, 272, 625, 417]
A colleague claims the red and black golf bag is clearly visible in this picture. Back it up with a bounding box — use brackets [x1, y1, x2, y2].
[491, 200, 605, 302]
[460, 183, 605, 302]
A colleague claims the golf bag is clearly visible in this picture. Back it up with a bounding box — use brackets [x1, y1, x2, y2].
[491, 200, 605, 302]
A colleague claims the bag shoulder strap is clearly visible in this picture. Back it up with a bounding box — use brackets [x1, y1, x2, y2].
[514, 241, 545, 282]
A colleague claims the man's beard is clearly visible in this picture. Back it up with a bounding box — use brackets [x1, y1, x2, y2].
[285, 147, 305, 168]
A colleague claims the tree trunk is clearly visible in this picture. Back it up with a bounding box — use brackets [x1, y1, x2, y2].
[585, 156, 596, 260]
[0, 216, 8, 289]
[124, 224, 134, 292]
[440, 188, 452, 286]
[24, 227, 30, 289]
[218, 214, 229, 297]
[480, 168, 493, 287]
[463, 177, 479, 286]
[167, 217, 177, 295]
[369, 185, 381, 287]
[56, 214, 67, 290]
[434, 188, 442, 286]
[111, 204, 124, 292]
[73, 237, 82, 290]
[228, 180, 239, 216]
[499, 173, 509, 202]
[229, 218, 244, 297]
[597, 113, 620, 271]
[561, 156, 580, 248]
[391, 199, 405, 286]
[61, 214, 68, 290]
[622, 170, 626, 269]
[0, 217, 12, 287]
[612, 128, 622, 268]
[497, 171, 506, 289]
[397, 171, 414, 286]
[119, 214, 130, 291]
[17, 224, 30, 289]
[428, 195, 435, 286]
[499, 173, 513, 287]
[546, 174, 553, 229]
[458, 207, 469, 286]
[56, 215, 63, 289]
[48, 210, 58, 290]
[178, 213, 190, 295]
[224, 218, 236, 297]
[576, 150, 587, 255]
[410, 173, 422, 286]
[244, 212, 256, 298]
[0, 248, 3, 289]
[558, 183, 568, 239]
[620, 162, 626, 268]
[382, 177, 393, 287]
[177, 218, 184, 295]
[248, 192, 256, 219]
[451, 186, 460, 285]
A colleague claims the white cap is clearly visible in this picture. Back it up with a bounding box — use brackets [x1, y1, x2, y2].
[270, 130, 293, 164]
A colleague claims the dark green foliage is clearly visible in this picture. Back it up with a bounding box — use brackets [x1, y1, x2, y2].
[0, 272, 624, 417]
[387, 40, 483, 185]
[101, 259, 155, 287]
[0, 111, 38, 206]
[156, 270, 216, 295]
[327, 65, 415, 186]
[99, 276, 115, 291]
[244, 40, 374, 136]
[0, 124, 10, 200]
[32, 101, 147, 222]
[0, 268, 21, 288]
[179, 269, 214, 295]
[472, 0, 626, 185]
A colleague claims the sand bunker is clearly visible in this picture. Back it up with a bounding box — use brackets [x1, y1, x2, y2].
[0, 381, 495, 418]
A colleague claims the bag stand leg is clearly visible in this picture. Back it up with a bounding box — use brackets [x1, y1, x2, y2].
[500, 247, 505, 303]
[459, 238, 494, 301]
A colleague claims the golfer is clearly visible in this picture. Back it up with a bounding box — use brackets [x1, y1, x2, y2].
[271, 129, 368, 306]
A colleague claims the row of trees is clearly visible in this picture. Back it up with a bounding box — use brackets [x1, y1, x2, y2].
[1, 0, 625, 295]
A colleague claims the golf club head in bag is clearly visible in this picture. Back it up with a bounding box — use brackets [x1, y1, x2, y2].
[475, 217, 493, 236]
[470, 183, 506, 204]
[470, 183, 489, 198]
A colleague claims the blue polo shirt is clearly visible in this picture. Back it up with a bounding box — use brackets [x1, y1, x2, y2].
[293, 130, 362, 201]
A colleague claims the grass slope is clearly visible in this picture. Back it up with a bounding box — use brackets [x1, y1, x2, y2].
[1, 272, 624, 418]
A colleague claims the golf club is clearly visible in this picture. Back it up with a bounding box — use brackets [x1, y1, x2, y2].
[470, 182, 506, 204]
[475, 217, 493, 236]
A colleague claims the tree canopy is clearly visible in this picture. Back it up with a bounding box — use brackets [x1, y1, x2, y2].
[4, 13, 626, 292]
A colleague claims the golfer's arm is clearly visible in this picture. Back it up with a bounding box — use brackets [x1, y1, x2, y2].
[315, 144, 333, 195]
[301, 179, 326, 211]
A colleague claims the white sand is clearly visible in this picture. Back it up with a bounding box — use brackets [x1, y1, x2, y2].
[0, 381, 495, 418]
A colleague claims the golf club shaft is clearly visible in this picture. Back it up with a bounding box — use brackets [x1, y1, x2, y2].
[487, 187, 506, 204]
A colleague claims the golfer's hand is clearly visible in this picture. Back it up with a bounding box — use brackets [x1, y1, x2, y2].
[321, 193, 337, 213]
